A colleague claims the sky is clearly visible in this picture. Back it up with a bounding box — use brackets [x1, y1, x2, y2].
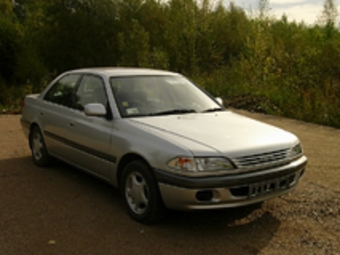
[223, 0, 339, 24]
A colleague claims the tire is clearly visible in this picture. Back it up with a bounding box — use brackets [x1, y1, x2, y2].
[29, 126, 51, 167]
[121, 160, 166, 224]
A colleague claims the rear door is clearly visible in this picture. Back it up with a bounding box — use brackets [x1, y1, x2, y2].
[41, 73, 82, 160]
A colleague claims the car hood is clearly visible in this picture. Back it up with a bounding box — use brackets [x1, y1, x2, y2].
[130, 111, 298, 158]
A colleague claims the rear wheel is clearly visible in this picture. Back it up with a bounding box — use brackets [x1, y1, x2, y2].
[29, 126, 51, 167]
[121, 160, 165, 224]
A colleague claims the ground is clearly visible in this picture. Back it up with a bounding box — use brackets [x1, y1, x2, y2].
[0, 111, 339, 255]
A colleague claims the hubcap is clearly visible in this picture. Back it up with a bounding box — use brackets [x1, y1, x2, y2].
[125, 172, 149, 215]
[32, 132, 43, 160]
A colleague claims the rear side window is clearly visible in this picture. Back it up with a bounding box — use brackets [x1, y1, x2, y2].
[44, 74, 81, 107]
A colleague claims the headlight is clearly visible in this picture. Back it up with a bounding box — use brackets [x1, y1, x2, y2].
[291, 142, 303, 157]
[167, 157, 235, 172]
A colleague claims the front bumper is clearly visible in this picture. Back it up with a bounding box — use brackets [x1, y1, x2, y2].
[155, 156, 307, 210]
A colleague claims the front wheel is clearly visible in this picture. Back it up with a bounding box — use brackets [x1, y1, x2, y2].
[29, 126, 51, 167]
[121, 160, 165, 224]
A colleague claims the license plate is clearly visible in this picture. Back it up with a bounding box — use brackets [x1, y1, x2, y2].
[249, 175, 294, 198]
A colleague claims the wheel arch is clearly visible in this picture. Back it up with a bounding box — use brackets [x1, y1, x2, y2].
[28, 122, 41, 149]
[116, 153, 153, 188]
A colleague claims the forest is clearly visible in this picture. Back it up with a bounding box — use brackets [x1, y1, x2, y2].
[1, 0, 340, 127]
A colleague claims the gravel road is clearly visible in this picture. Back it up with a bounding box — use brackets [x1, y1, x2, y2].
[0, 111, 339, 255]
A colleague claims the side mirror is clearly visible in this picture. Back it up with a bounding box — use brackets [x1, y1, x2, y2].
[84, 103, 107, 117]
[215, 97, 224, 106]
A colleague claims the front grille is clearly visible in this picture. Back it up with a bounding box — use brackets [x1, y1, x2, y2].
[232, 148, 291, 169]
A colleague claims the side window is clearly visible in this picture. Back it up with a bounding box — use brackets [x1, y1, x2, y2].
[44, 74, 80, 107]
[74, 75, 107, 110]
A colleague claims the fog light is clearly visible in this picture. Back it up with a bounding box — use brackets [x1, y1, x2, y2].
[196, 190, 213, 202]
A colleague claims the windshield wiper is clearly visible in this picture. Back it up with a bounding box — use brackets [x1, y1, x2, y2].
[149, 109, 196, 116]
[202, 107, 224, 113]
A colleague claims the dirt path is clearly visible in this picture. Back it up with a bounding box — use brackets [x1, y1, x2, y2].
[0, 112, 339, 255]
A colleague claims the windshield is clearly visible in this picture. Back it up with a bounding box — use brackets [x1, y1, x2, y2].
[110, 75, 222, 117]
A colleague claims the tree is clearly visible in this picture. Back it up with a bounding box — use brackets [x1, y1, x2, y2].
[258, 0, 271, 20]
[118, 19, 150, 67]
[318, 0, 338, 27]
[40, 0, 119, 72]
[0, 0, 22, 83]
[0, 0, 13, 15]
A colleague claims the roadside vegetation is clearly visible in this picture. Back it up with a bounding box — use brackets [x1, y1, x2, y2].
[1, 0, 340, 127]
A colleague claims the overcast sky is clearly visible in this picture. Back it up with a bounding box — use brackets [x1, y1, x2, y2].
[224, 0, 339, 24]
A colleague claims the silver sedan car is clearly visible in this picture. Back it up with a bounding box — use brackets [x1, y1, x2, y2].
[21, 68, 307, 223]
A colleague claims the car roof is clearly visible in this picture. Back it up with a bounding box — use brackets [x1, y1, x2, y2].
[67, 67, 179, 77]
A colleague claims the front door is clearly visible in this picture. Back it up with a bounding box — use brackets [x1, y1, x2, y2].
[65, 74, 114, 178]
